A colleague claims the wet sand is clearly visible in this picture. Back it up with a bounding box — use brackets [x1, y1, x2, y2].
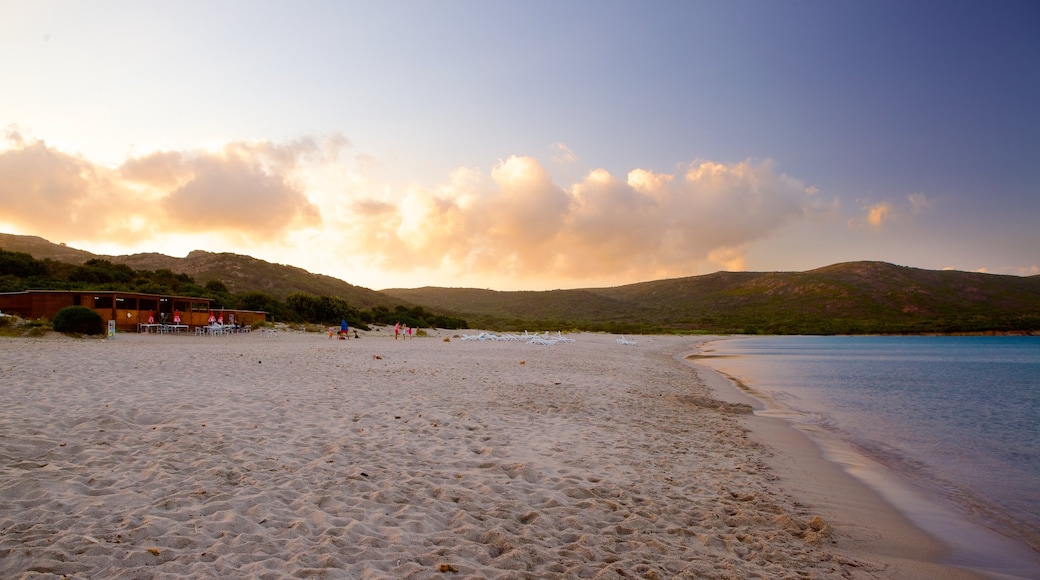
[689, 343, 1040, 580]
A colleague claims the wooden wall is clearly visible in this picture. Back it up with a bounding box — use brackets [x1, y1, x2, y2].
[1, 292, 267, 331]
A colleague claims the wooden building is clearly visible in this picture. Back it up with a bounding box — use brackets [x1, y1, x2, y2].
[0, 290, 267, 331]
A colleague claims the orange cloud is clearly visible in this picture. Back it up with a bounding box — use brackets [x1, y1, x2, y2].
[850, 192, 933, 231]
[344, 157, 824, 283]
[866, 201, 893, 228]
[0, 132, 332, 248]
[708, 246, 748, 272]
[2, 129, 829, 286]
[119, 151, 187, 188]
[0, 132, 151, 243]
[158, 150, 320, 234]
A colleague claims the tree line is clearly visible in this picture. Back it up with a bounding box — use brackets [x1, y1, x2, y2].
[0, 249, 468, 330]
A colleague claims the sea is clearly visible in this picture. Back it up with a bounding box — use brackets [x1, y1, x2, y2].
[694, 335, 1040, 577]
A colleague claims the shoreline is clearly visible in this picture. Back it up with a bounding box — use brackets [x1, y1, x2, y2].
[686, 337, 1040, 580]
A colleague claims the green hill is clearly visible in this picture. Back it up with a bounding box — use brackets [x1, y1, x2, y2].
[5, 232, 1039, 334]
[384, 262, 1040, 334]
[110, 250, 399, 310]
[0, 233, 403, 310]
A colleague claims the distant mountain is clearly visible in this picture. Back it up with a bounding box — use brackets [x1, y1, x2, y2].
[384, 262, 1040, 334]
[0, 233, 402, 310]
[5, 232, 1039, 333]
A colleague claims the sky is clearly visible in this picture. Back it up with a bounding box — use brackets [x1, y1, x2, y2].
[1, 1, 1038, 291]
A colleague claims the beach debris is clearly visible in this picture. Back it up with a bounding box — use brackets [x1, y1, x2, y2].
[373, 355, 383, 360]
[519, 360, 526, 365]
[83, 535, 102, 544]
[438, 563, 459, 573]
[775, 514, 832, 545]
[676, 395, 753, 414]
[147, 547, 161, 556]
[802, 515, 831, 545]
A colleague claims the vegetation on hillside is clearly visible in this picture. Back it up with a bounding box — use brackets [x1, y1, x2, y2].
[0, 249, 468, 329]
[6, 233, 1040, 335]
[385, 262, 1040, 334]
[0, 233, 400, 309]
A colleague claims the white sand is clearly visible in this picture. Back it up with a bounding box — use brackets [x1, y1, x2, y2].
[0, 330, 987, 578]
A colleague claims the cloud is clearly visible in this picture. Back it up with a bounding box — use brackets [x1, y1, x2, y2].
[0, 131, 148, 243]
[550, 142, 578, 164]
[0, 133, 333, 247]
[908, 192, 933, 213]
[707, 246, 748, 272]
[156, 146, 321, 234]
[345, 157, 827, 283]
[850, 192, 933, 231]
[864, 201, 893, 229]
[2, 129, 831, 286]
[976, 264, 1040, 277]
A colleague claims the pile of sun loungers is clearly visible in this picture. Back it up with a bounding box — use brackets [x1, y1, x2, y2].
[460, 331, 576, 346]
[194, 324, 252, 336]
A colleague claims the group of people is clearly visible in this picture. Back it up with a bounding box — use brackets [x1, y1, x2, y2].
[393, 322, 414, 340]
[337, 319, 360, 340]
[333, 320, 413, 340]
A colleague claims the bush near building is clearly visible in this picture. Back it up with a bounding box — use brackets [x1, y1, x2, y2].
[52, 306, 105, 335]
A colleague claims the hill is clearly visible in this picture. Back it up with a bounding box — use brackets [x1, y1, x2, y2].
[5, 232, 1039, 333]
[0, 234, 96, 263]
[110, 250, 399, 310]
[384, 262, 1040, 334]
[0, 233, 403, 310]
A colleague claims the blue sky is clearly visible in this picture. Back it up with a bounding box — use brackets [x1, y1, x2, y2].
[2, 1, 1037, 290]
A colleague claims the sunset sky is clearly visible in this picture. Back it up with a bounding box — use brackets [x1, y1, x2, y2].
[2, 1, 1038, 291]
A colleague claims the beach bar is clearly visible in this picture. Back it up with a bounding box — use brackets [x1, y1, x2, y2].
[0, 290, 266, 331]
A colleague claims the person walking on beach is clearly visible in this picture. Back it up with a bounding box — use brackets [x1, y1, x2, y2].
[339, 319, 349, 340]
[394, 322, 400, 340]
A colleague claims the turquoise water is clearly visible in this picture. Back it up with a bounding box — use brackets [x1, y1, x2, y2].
[696, 335, 1040, 559]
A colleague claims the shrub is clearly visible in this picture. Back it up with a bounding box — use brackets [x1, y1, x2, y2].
[53, 306, 105, 335]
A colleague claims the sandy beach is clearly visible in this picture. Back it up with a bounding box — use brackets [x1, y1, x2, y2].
[0, 330, 989, 579]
